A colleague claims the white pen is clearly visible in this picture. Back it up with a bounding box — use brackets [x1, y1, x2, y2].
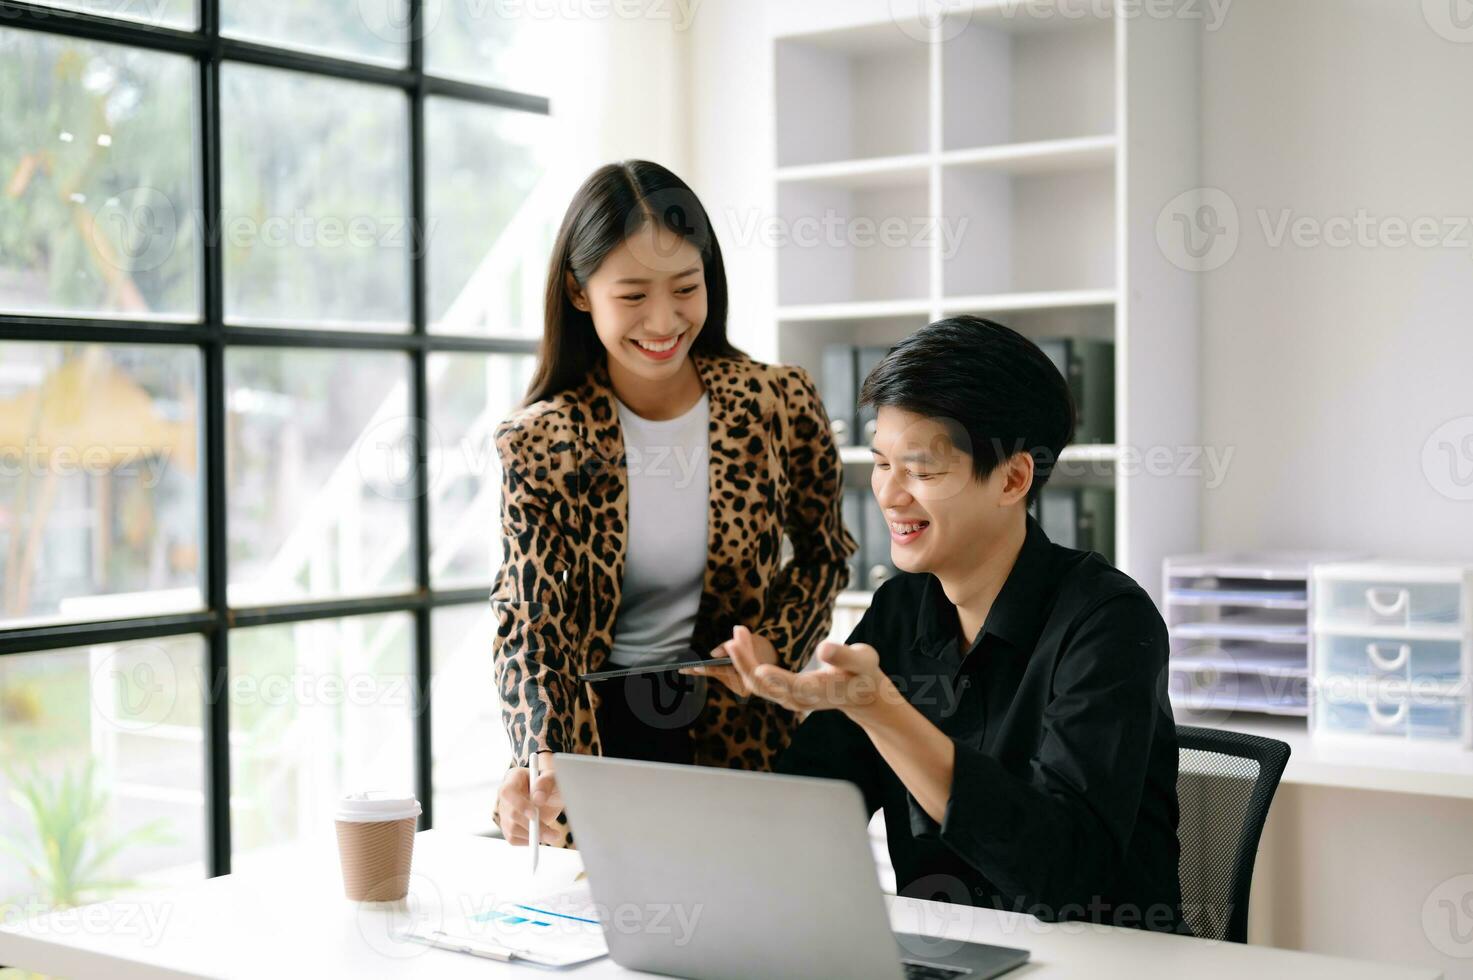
[527, 749, 540, 874]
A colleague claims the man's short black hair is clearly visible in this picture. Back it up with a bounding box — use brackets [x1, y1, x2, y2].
[857, 315, 1076, 505]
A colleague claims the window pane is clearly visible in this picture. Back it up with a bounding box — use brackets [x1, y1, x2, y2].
[222, 0, 408, 66]
[221, 65, 410, 330]
[0, 29, 199, 319]
[427, 352, 532, 587]
[0, 342, 203, 630]
[229, 614, 415, 862]
[427, 99, 552, 336]
[431, 602, 505, 834]
[225, 348, 412, 605]
[425, 1, 558, 93]
[0, 636, 208, 912]
[19, 0, 196, 29]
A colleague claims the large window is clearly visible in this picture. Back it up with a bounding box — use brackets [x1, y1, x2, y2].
[0, 0, 548, 908]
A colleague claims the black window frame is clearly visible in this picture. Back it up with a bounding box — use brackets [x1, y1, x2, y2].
[0, 0, 545, 876]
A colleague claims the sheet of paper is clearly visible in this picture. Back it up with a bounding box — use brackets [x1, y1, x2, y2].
[405, 883, 608, 968]
[507, 883, 603, 925]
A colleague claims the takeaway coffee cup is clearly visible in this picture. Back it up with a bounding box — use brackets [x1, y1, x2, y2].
[334, 791, 421, 901]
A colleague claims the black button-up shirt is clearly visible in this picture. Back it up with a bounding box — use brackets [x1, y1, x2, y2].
[778, 516, 1185, 933]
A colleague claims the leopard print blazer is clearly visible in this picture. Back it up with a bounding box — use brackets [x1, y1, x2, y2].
[489, 349, 857, 845]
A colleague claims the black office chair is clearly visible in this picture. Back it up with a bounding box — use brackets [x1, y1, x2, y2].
[1175, 724, 1290, 944]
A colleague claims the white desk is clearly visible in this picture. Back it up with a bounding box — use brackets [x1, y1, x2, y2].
[0, 830, 1442, 979]
[1183, 712, 1473, 801]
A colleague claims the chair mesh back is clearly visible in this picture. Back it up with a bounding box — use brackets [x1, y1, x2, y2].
[1175, 727, 1290, 943]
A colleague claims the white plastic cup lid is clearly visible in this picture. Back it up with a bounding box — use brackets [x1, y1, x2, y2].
[335, 791, 422, 823]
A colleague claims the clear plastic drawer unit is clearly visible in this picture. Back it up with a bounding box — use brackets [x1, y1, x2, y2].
[1310, 561, 1473, 748]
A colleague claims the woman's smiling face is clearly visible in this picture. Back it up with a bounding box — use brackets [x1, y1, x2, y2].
[569, 221, 708, 383]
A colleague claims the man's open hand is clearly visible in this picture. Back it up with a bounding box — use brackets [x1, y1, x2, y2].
[729, 632, 892, 719]
[679, 624, 777, 697]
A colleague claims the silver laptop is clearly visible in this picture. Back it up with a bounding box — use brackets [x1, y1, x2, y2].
[554, 754, 1030, 980]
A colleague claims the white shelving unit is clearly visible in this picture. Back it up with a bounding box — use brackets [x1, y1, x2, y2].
[773, 1, 1201, 613]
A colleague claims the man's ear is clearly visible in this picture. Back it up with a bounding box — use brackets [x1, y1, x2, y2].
[565, 270, 590, 312]
[998, 452, 1035, 507]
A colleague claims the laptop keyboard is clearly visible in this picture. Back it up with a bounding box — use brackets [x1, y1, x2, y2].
[902, 961, 971, 980]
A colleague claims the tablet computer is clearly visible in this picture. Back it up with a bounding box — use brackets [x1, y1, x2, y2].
[577, 657, 733, 683]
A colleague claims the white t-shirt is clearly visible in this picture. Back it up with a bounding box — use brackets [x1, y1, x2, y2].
[606, 392, 711, 667]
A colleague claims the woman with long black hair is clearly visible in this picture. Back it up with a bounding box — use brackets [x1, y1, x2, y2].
[492, 160, 856, 848]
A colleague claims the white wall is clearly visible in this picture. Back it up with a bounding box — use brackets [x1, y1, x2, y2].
[685, 0, 782, 361]
[1198, 0, 1473, 559]
[542, 13, 693, 209]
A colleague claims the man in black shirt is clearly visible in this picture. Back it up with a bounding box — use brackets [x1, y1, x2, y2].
[721, 316, 1186, 934]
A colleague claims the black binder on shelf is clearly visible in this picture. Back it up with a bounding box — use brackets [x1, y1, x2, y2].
[1036, 338, 1115, 445]
[1039, 486, 1080, 549]
[1039, 486, 1116, 564]
[862, 493, 896, 590]
[855, 345, 889, 446]
[842, 488, 865, 592]
[1079, 486, 1116, 560]
[821, 344, 858, 447]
